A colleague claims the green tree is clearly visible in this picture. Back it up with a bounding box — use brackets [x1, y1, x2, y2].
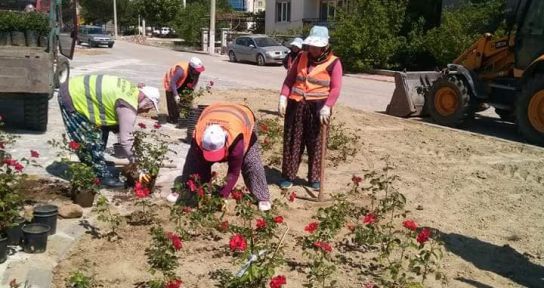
[332, 0, 408, 72]
[79, 0, 136, 26]
[171, 0, 231, 46]
[133, 0, 181, 27]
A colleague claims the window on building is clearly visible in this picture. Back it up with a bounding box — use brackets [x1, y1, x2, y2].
[320, 0, 349, 20]
[258, 1, 263, 8]
[276, 1, 291, 22]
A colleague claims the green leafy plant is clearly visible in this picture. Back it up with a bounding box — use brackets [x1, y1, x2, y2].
[145, 225, 183, 286]
[211, 187, 288, 288]
[132, 124, 173, 189]
[301, 195, 351, 287]
[94, 195, 123, 241]
[327, 121, 361, 167]
[0, 118, 39, 233]
[177, 82, 214, 119]
[66, 270, 94, 288]
[48, 135, 100, 199]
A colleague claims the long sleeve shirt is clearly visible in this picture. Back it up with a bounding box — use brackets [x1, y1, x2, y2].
[220, 137, 245, 197]
[169, 67, 201, 96]
[280, 56, 343, 107]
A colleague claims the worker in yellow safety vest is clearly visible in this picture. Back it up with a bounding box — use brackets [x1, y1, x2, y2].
[58, 74, 160, 188]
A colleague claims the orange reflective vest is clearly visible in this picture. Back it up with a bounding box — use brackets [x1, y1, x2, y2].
[163, 62, 190, 91]
[194, 103, 256, 157]
[289, 52, 338, 101]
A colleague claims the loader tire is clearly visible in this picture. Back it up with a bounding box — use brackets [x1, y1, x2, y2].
[516, 74, 544, 146]
[24, 94, 48, 132]
[428, 76, 474, 127]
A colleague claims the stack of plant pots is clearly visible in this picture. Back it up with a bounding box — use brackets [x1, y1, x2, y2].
[186, 105, 208, 142]
[0, 10, 48, 47]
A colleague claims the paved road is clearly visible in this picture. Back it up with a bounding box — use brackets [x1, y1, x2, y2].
[71, 40, 395, 112]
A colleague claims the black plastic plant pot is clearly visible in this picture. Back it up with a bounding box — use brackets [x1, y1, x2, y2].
[32, 204, 58, 235]
[22, 223, 50, 254]
[6, 217, 26, 246]
[0, 235, 7, 263]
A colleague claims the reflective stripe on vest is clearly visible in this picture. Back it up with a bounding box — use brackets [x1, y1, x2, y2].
[289, 52, 338, 101]
[163, 62, 190, 91]
[69, 75, 139, 126]
[194, 103, 255, 156]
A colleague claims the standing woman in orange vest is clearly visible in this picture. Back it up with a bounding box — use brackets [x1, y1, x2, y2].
[163, 57, 205, 124]
[277, 26, 343, 190]
[171, 103, 272, 211]
[282, 37, 303, 70]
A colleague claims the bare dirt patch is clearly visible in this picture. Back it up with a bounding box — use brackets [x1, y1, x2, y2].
[52, 89, 544, 288]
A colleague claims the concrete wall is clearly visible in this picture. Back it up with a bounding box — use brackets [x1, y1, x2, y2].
[266, 0, 315, 34]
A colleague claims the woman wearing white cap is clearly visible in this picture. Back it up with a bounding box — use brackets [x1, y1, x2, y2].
[58, 74, 160, 188]
[283, 37, 303, 70]
[175, 102, 272, 211]
[163, 57, 205, 124]
[277, 26, 343, 190]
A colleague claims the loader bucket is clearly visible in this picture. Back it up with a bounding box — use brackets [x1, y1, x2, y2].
[386, 71, 442, 117]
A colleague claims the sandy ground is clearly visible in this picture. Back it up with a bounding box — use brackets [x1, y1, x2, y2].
[52, 89, 544, 288]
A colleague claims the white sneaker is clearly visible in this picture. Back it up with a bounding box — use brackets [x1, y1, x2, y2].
[258, 201, 272, 211]
[166, 192, 179, 203]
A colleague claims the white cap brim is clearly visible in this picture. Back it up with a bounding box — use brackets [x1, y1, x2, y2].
[303, 36, 328, 48]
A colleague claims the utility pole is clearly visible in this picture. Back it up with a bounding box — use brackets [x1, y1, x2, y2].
[209, 0, 216, 54]
[113, 0, 118, 39]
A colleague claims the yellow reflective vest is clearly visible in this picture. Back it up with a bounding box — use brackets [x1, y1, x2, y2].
[68, 75, 139, 126]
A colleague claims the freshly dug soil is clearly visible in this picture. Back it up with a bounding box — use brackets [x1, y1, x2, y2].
[52, 89, 544, 288]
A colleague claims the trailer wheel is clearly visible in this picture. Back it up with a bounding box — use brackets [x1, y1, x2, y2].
[516, 74, 544, 146]
[428, 76, 474, 127]
[24, 94, 48, 132]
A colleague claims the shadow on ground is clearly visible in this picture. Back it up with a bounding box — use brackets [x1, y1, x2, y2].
[441, 232, 544, 288]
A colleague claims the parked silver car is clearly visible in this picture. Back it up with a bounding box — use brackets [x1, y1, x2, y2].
[77, 25, 114, 48]
[227, 35, 289, 66]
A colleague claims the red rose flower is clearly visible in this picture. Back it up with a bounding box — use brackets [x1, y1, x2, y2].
[352, 175, 363, 185]
[347, 223, 356, 232]
[166, 232, 183, 251]
[363, 282, 377, 288]
[403, 219, 418, 231]
[165, 279, 183, 288]
[313, 241, 332, 253]
[186, 179, 196, 192]
[256, 218, 267, 230]
[138, 122, 146, 129]
[68, 141, 80, 150]
[94, 178, 101, 186]
[263, 138, 270, 146]
[273, 216, 284, 224]
[259, 123, 269, 133]
[190, 173, 200, 181]
[218, 220, 229, 232]
[14, 162, 24, 172]
[231, 189, 243, 201]
[196, 187, 205, 197]
[362, 213, 377, 225]
[153, 122, 161, 129]
[269, 275, 286, 288]
[30, 150, 40, 158]
[288, 191, 296, 202]
[0, 142, 4, 149]
[3, 159, 17, 166]
[134, 181, 150, 198]
[304, 222, 319, 233]
[417, 227, 431, 244]
[182, 206, 193, 214]
[229, 234, 247, 252]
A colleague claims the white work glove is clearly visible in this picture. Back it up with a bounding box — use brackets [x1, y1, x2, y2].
[320, 105, 331, 125]
[278, 95, 287, 117]
[174, 94, 180, 103]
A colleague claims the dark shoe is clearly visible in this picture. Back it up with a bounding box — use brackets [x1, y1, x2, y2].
[101, 177, 124, 188]
[310, 182, 320, 191]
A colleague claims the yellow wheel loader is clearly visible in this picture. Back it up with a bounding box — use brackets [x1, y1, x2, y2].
[386, 0, 544, 146]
